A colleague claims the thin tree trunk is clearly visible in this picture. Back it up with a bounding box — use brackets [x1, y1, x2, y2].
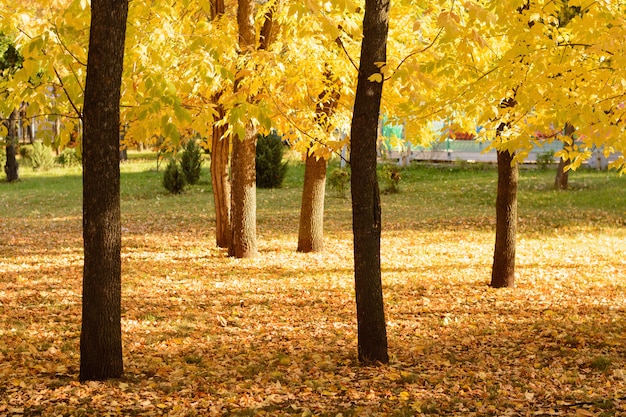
[4, 110, 19, 182]
[350, 0, 390, 365]
[491, 149, 518, 288]
[554, 157, 569, 190]
[211, 105, 231, 248]
[208, 0, 231, 248]
[297, 153, 327, 252]
[80, 0, 128, 381]
[297, 66, 340, 253]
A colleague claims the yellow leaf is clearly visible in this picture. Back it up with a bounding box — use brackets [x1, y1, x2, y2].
[368, 73, 383, 83]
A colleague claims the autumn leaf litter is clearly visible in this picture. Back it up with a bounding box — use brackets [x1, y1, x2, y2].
[1, 215, 626, 416]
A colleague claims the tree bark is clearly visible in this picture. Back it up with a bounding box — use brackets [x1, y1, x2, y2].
[209, 0, 225, 19]
[297, 67, 340, 253]
[208, 0, 231, 249]
[350, 0, 390, 365]
[211, 104, 231, 248]
[4, 110, 19, 182]
[554, 157, 569, 190]
[228, 0, 258, 258]
[297, 153, 327, 252]
[80, 0, 128, 381]
[229, 123, 257, 258]
[491, 149, 518, 288]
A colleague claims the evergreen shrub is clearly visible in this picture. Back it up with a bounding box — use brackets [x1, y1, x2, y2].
[180, 138, 203, 185]
[162, 158, 186, 194]
[536, 150, 555, 170]
[256, 131, 288, 189]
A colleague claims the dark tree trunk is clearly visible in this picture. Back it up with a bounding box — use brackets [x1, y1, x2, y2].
[491, 149, 518, 288]
[349, 0, 390, 365]
[209, 0, 225, 19]
[80, 0, 128, 381]
[4, 110, 19, 182]
[228, 0, 258, 258]
[297, 153, 327, 252]
[211, 105, 231, 249]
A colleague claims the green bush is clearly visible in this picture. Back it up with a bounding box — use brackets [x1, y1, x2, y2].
[328, 167, 350, 198]
[536, 150, 555, 170]
[56, 148, 82, 167]
[256, 131, 288, 189]
[162, 158, 186, 194]
[30, 142, 55, 171]
[180, 138, 203, 185]
[0, 146, 6, 169]
[380, 164, 402, 194]
[19, 144, 33, 160]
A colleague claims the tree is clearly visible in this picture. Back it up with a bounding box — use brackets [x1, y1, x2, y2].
[228, 0, 259, 259]
[1, 34, 23, 182]
[4, 110, 18, 182]
[297, 67, 341, 253]
[350, 0, 390, 365]
[208, 0, 231, 249]
[297, 151, 328, 252]
[79, 0, 128, 381]
[491, 148, 518, 288]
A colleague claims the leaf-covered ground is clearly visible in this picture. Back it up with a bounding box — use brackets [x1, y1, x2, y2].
[1, 164, 626, 416]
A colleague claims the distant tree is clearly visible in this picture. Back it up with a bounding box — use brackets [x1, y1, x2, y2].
[1, 34, 23, 182]
[180, 138, 203, 185]
[3, 110, 18, 182]
[350, 0, 390, 365]
[80, 0, 128, 382]
[297, 66, 341, 253]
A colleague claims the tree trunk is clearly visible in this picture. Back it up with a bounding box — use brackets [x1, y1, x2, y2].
[491, 149, 518, 288]
[4, 110, 19, 182]
[228, 0, 258, 258]
[229, 124, 257, 258]
[80, 0, 128, 381]
[297, 153, 327, 252]
[211, 105, 231, 249]
[554, 157, 569, 190]
[350, 0, 390, 365]
[297, 66, 340, 253]
[208, 0, 231, 249]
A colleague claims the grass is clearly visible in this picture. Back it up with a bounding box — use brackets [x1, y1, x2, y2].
[1, 153, 626, 416]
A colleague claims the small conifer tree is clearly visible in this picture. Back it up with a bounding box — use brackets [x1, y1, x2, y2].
[180, 138, 203, 185]
[256, 131, 288, 189]
[162, 158, 186, 194]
